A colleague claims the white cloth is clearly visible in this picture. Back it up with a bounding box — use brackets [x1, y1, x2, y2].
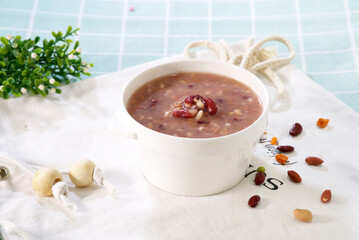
[1, 42, 359, 240]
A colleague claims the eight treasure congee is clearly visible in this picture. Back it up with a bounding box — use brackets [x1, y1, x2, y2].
[127, 72, 263, 138]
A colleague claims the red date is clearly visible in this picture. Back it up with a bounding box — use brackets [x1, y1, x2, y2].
[289, 123, 303, 136]
[248, 195, 261, 208]
[203, 97, 218, 114]
[172, 109, 193, 118]
[277, 145, 295, 152]
[254, 172, 266, 185]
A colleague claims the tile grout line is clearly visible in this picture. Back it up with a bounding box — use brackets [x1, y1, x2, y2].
[294, 0, 306, 72]
[26, 0, 39, 38]
[163, 0, 170, 57]
[208, 0, 212, 40]
[343, 0, 359, 79]
[117, 0, 129, 70]
[250, 0, 255, 37]
[76, 0, 86, 41]
[307, 70, 357, 75]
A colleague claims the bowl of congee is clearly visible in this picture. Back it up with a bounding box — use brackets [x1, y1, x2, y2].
[109, 60, 269, 196]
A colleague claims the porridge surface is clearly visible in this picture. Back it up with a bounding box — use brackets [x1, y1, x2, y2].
[127, 72, 263, 138]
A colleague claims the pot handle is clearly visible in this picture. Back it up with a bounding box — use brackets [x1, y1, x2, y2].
[108, 110, 137, 139]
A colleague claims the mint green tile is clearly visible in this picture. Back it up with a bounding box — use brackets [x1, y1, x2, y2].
[168, 36, 203, 54]
[299, 0, 344, 13]
[212, 19, 251, 35]
[306, 52, 355, 72]
[0, 10, 30, 28]
[169, 19, 207, 35]
[211, 36, 244, 44]
[37, 0, 81, 13]
[0, 30, 27, 39]
[0, 0, 34, 10]
[354, 30, 359, 47]
[33, 13, 77, 31]
[212, 1, 250, 17]
[81, 16, 122, 34]
[84, 0, 124, 16]
[303, 33, 351, 52]
[82, 54, 119, 72]
[255, 0, 295, 16]
[121, 55, 162, 69]
[301, 14, 347, 33]
[310, 72, 359, 92]
[350, 13, 359, 29]
[124, 36, 164, 54]
[290, 54, 303, 69]
[170, 1, 208, 17]
[126, 19, 165, 34]
[127, 1, 166, 17]
[348, 0, 359, 10]
[80, 35, 122, 53]
[334, 92, 359, 112]
[256, 17, 297, 35]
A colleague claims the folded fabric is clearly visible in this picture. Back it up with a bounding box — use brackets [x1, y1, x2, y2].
[1, 41, 359, 239]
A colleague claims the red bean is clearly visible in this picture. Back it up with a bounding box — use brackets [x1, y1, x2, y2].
[184, 95, 196, 105]
[172, 109, 193, 118]
[203, 97, 218, 114]
[248, 195, 261, 208]
[277, 145, 295, 152]
[289, 123, 303, 136]
[254, 172, 265, 185]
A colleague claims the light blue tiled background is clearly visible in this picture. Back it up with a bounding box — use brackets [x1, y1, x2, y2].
[0, 0, 359, 112]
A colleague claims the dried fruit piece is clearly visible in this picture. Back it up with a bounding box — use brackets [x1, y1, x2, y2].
[248, 195, 261, 208]
[305, 156, 324, 166]
[288, 170, 302, 183]
[271, 137, 278, 145]
[293, 209, 313, 222]
[321, 190, 332, 203]
[172, 109, 193, 118]
[277, 145, 294, 153]
[289, 123, 303, 136]
[275, 154, 288, 165]
[203, 97, 218, 114]
[257, 166, 265, 173]
[317, 118, 329, 128]
[254, 172, 265, 185]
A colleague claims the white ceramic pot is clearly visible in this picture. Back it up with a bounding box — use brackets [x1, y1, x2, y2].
[109, 60, 269, 196]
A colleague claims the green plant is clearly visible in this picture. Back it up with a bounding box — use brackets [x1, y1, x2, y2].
[0, 26, 93, 99]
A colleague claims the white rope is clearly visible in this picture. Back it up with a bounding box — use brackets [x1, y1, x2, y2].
[52, 182, 74, 210]
[183, 35, 296, 96]
[0, 220, 34, 240]
[93, 167, 118, 197]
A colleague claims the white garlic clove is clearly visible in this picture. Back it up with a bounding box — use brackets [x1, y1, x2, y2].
[32, 167, 63, 197]
[69, 159, 96, 187]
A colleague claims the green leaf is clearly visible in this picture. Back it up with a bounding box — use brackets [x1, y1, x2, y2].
[0, 61, 5, 67]
[39, 90, 47, 97]
[0, 37, 9, 46]
[74, 41, 79, 49]
[14, 36, 21, 43]
[12, 49, 19, 58]
[0, 47, 9, 54]
[57, 57, 63, 67]
[45, 71, 51, 77]
[34, 36, 40, 43]
[23, 80, 31, 85]
[7, 77, 14, 84]
[2, 91, 8, 99]
[33, 48, 42, 54]
[55, 88, 61, 94]
[52, 31, 57, 38]
[3, 80, 9, 85]
[53, 81, 61, 87]
[66, 26, 72, 34]
[34, 79, 42, 86]
[12, 91, 21, 97]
